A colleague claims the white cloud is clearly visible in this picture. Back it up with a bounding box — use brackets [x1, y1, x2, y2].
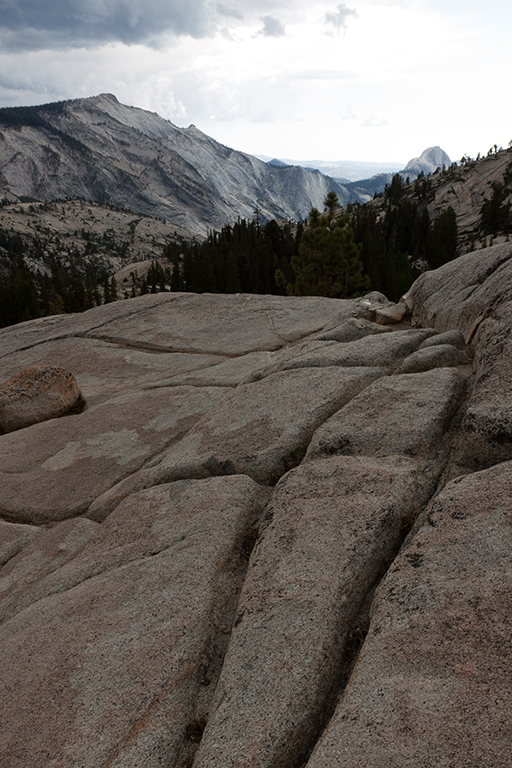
[325, 3, 357, 34]
[361, 113, 390, 128]
[0, 0, 511, 165]
[337, 104, 358, 120]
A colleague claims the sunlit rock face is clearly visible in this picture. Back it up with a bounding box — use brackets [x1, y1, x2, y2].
[0, 93, 351, 237]
[1, 242, 512, 768]
[403, 145, 452, 176]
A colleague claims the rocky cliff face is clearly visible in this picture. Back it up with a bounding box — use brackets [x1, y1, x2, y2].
[356, 145, 512, 253]
[427, 148, 512, 251]
[1, 243, 512, 766]
[403, 146, 452, 176]
[0, 94, 350, 237]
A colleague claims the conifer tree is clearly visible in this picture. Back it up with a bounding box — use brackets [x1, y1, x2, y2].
[225, 251, 242, 292]
[289, 193, 369, 298]
[170, 252, 184, 291]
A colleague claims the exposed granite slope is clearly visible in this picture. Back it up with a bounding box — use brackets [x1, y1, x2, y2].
[0, 93, 352, 236]
[1, 243, 512, 768]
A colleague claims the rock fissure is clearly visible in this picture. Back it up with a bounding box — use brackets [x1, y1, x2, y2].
[84, 332, 239, 357]
[310, 360, 478, 720]
[286, 394, 474, 767]
[264, 310, 290, 345]
[0, 331, 87, 361]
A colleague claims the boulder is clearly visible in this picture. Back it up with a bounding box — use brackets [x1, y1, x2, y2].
[306, 460, 512, 768]
[374, 301, 407, 325]
[0, 365, 82, 434]
[306, 291, 391, 333]
[349, 291, 394, 321]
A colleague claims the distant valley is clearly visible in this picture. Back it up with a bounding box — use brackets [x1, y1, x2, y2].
[257, 155, 405, 183]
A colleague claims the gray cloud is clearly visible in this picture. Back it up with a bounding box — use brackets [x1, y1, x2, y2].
[216, 4, 245, 22]
[258, 16, 286, 37]
[325, 4, 357, 31]
[0, 0, 220, 51]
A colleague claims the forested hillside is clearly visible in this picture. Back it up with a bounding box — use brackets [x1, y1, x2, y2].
[1, 146, 511, 328]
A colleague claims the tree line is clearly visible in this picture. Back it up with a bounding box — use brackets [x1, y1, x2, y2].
[1, 181, 461, 328]
[166, 183, 458, 303]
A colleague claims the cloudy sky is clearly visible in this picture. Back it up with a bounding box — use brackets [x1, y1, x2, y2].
[0, 0, 510, 165]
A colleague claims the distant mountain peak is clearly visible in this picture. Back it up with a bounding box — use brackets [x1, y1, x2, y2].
[404, 146, 451, 175]
[86, 93, 120, 105]
[266, 158, 293, 169]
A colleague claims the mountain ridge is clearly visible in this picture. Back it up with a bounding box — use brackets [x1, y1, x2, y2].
[0, 94, 454, 234]
[0, 94, 352, 237]
[261, 146, 451, 190]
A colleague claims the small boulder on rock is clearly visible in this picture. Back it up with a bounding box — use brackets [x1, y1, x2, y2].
[374, 302, 408, 325]
[0, 365, 83, 434]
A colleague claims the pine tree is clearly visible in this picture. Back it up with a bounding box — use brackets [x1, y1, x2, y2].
[225, 251, 242, 292]
[170, 252, 184, 291]
[289, 193, 369, 298]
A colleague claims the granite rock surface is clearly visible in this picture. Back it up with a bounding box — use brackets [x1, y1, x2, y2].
[1, 244, 512, 768]
[0, 364, 82, 433]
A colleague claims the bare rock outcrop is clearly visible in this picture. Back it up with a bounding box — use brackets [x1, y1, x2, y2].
[407, 242, 512, 470]
[306, 460, 512, 768]
[305, 367, 467, 462]
[87, 365, 383, 521]
[1, 244, 512, 768]
[0, 384, 225, 524]
[0, 476, 269, 768]
[395, 343, 470, 373]
[193, 455, 435, 768]
[0, 519, 41, 568]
